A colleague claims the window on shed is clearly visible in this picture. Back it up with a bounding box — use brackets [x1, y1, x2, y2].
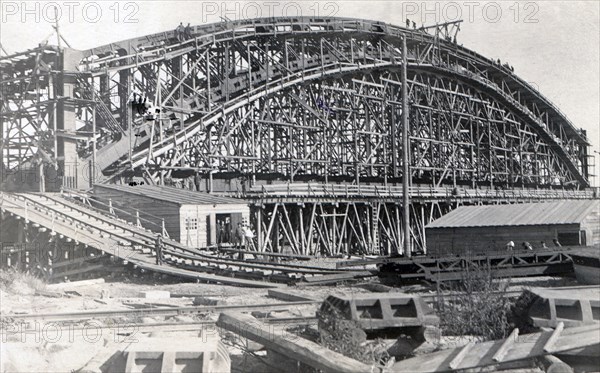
[185, 217, 198, 230]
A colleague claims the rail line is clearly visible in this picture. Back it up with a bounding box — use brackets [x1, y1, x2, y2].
[0, 300, 321, 322]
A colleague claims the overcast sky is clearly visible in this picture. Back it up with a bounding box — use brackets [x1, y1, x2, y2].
[1, 0, 598, 185]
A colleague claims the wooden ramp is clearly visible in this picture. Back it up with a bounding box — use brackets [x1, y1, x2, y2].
[0, 192, 282, 288]
[392, 323, 600, 372]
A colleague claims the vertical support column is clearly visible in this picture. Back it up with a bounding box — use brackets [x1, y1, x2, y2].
[99, 73, 110, 105]
[172, 56, 184, 130]
[257, 204, 263, 252]
[57, 49, 82, 190]
[206, 49, 212, 110]
[273, 211, 279, 254]
[401, 37, 412, 258]
[225, 45, 230, 102]
[91, 105, 96, 187]
[298, 205, 304, 255]
[119, 70, 132, 167]
[390, 94, 398, 178]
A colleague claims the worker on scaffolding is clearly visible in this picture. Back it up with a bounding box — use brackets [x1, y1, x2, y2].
[137, 96, 145, 115]
[176, 22, 185, 42]
[184, 23, 193, 40]
[155, 233, 164, 265]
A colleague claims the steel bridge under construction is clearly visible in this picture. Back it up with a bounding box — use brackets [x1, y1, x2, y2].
[1, 17, 597, 260]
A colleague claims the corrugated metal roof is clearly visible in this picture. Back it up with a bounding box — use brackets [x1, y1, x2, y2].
[93, 184, 247, 206]
[426, 200, 600, 229]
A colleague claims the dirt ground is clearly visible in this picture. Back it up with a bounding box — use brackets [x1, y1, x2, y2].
[0, 271, 373, 373]
[0, 271, 579, 373]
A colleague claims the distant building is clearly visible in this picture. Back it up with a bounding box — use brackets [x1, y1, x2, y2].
[425, 200, 600, 256]
[92, 184, 250, 248]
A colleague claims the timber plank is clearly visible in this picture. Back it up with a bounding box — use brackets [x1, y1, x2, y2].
[217, 312, 374, 373]
[392, 325, 600, 372]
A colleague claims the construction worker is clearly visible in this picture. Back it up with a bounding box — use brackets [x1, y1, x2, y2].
[155, 234, 164, 265]
[244, 224, 255, 252]
[235, 223, 245, 259]
[184, 23, 192, 40]
[506, 241, 515, 251]
[553, 238, 562, 247]
[176, 22, 184, 42]
[217, 221, 225, 245]
[137, 96, 144, 115]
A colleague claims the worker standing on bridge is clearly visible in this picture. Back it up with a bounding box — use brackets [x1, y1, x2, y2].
[155, 233, 164, 265]
[184, 23, 192, 40]
[176, 22, 185, 42]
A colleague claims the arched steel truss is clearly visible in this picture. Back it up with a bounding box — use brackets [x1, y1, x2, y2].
[1, 17, 595, 254]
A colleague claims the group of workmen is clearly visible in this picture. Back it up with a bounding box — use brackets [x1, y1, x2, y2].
[175, 22, 193, 42]
[506, 239, 561, 251]
[131, 93, 149, 115]
[153, 222, 256, 265]
[219, 222, 255, 252]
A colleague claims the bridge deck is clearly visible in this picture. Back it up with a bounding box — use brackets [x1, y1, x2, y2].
[239, 183, 597, 203]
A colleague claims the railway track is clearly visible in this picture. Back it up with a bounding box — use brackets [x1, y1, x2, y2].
[0, 192, 372, 287]
[0, 300, 321, 322]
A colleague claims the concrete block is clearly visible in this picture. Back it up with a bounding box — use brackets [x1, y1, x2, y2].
[526, 286, 600, 328]
[319, 293, 439, 332]
[96, 335, 231, 373]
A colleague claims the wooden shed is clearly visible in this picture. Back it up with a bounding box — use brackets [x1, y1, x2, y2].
[425, 200, 600, 256]
[92, 184, 250, 248]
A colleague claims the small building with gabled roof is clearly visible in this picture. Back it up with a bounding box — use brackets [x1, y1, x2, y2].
[92, 184, 250, 248]
[425, 200, 600, 256]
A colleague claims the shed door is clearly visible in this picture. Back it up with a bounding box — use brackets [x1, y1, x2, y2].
[206, 217, 211, 246]
[580, 230, 587, 246]
[557, 232, 580, 246]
